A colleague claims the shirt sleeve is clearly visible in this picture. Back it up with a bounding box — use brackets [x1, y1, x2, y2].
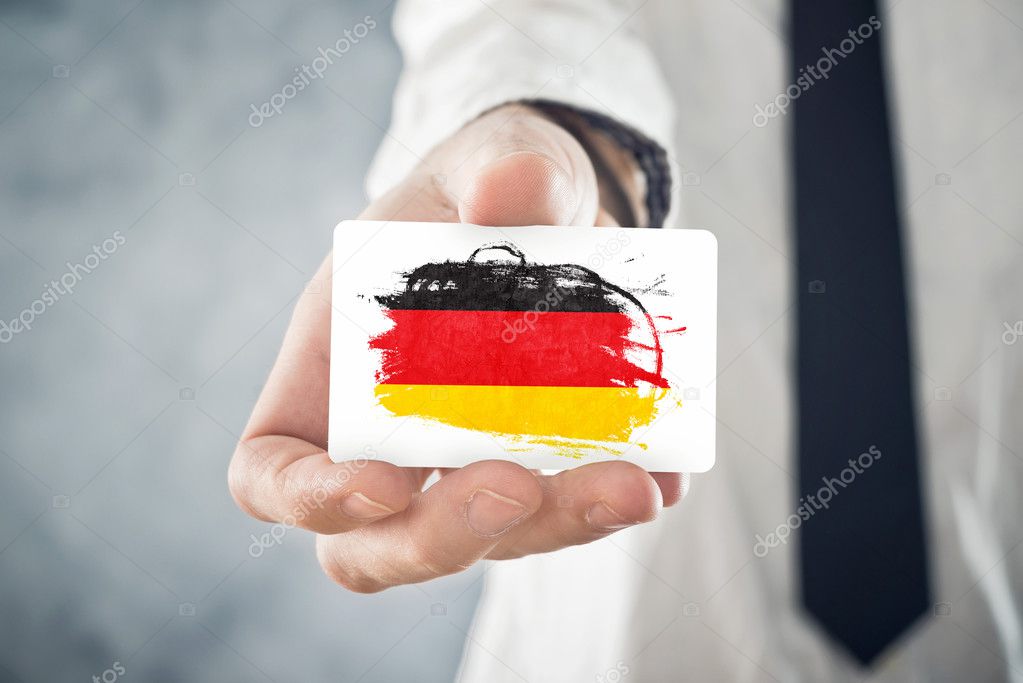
[365, 0, 677, 227]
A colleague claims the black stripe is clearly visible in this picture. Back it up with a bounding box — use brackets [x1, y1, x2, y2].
[375, 261, 630, 313]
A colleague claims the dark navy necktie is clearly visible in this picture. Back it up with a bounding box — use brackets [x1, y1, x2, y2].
[791, 0, 931, 665]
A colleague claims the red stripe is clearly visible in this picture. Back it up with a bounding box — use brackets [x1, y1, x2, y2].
[369, 309, 668, 388]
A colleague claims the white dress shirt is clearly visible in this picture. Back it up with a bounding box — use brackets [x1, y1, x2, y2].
[367, 1, 1023, 680]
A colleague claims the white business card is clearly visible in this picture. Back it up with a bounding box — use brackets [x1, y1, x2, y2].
[328, 220, 716, 472]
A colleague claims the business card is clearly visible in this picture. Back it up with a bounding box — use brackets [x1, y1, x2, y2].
[328, 220, 716, 472]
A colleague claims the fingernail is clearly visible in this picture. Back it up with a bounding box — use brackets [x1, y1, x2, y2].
[340, 492, 394, 520]
[586, 501, 631, 531]
[466, 489, 528, 537]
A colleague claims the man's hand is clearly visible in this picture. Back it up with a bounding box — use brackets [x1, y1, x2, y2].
[228, 105, 687, 593]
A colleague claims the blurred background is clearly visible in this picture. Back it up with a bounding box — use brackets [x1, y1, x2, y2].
[0, 0, 483, 680]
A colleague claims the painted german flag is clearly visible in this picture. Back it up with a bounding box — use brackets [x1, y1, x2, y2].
[369, 244, 673, 448]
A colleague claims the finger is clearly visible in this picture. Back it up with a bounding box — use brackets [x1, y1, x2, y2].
[486, 461, 666, 560]
[444, 105, 600, 227]
[229, 255, 417, 533]
[652, 471, 690, 508]
[316, 460, 543, 593]
[229, 436, 416, 534]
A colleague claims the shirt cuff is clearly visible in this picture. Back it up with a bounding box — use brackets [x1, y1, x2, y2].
[524, 98, 672, 229]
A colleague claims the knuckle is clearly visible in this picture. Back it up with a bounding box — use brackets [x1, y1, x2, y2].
[227, 451, 261, 520]
[407, 536, 469, 578]
[317, 542, 384, 594]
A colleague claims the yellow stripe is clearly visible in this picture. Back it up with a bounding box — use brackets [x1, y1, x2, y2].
[374, 384, 668, 444]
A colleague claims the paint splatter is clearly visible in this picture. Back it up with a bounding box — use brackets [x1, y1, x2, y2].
[367, 242, 679, 455]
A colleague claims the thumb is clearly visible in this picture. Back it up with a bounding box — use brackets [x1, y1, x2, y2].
[446, 107, 600, 227]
